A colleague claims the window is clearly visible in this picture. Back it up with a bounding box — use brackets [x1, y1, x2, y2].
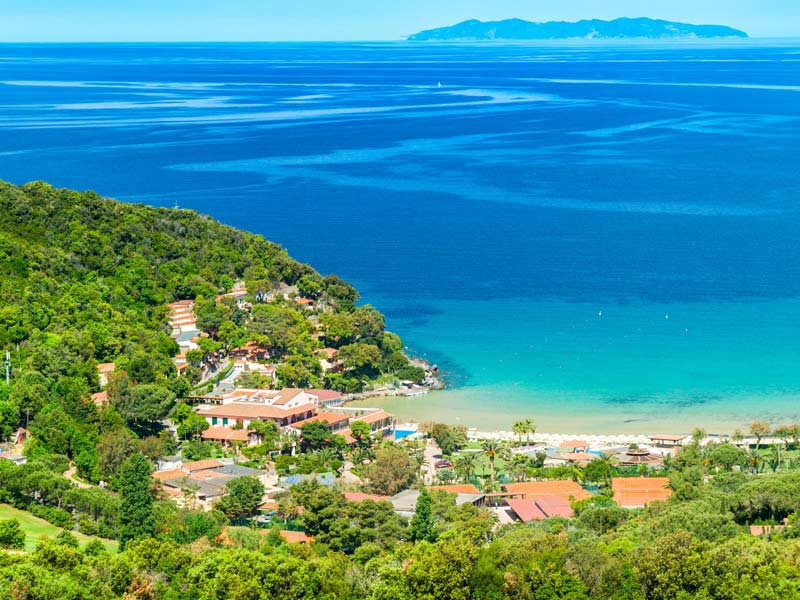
[212, 417, 218, 425]
[222, 418, 229, 426]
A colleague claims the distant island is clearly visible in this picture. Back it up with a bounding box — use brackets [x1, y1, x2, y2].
[408, 17, 748, 41]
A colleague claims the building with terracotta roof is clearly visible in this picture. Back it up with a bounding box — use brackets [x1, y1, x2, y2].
[306, 388, 344, 407]
[230, 342, 270, 361]
[390, 488, 485, 517]
[615, 448, 664, 468]
[91, 390, 109, 408]
[506, 494, 576, 522]
[649, 434, 688, 448]
[199, 402, 317, 429]
[182, 458, 224, 473]
[612, 477, 672, 508]
[279, 530, 314, 544]
[298, 411, 351, 434]
[352, 410, 395, 436]
[562, 440, 590, 450]
[152, 468, 187, 482]
[560, 452, 598, 466]
[201, 426, 253, 446]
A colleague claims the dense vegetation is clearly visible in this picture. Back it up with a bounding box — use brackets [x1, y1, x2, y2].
[3, 439, 800, 599]
[5, 179, 800, 599]
[0, 180, 419, 481]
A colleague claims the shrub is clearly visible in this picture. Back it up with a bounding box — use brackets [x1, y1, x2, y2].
[0, 519, 25, 549]
[29, 504, 74, 530]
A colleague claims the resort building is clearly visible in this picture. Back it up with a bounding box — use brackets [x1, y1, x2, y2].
[192, 387, 395, 446]
[306, 388, 345, 407]
[199, 402, 318, 429]
[506, 495, 575, 522]
[389, 488, 486, 517]
[293, 411, 351, 435]
[215, 286, 248, 308]
[231, 359, 277, 383]
[648, 434, 689, 450]
[614, 447, 664, 468]
[229, 342, 270, 362]
[559, 451, 598, 467]
[152, 459, 265, 506]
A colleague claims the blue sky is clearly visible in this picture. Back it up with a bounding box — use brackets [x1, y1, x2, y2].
[1, 0, 798, 41]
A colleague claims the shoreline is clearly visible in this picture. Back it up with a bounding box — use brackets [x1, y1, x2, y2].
[350, 386, 800, 436]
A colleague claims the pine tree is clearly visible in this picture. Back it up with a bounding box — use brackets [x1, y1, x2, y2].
[119, 452, 155, 547]
[410, 488, 437, 542]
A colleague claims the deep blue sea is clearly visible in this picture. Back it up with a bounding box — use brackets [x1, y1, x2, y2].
[2, 41, 800, 432]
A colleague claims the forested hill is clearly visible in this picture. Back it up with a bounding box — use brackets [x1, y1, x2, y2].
[408, 17, 748, 41]
[0, 179, 415, 450]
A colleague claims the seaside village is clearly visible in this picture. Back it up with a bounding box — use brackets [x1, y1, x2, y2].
[2, 283, 784, 542]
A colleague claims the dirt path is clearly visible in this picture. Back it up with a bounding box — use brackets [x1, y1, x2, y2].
[64, 466, 94, 489]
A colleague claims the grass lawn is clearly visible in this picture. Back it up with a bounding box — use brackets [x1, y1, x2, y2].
[0, 504, 118, 553]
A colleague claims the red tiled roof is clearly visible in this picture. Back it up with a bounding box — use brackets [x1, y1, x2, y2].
[182, 459, 223, 473]
[168, 300, 194, 308]
[303, 411, 351, 426]
[355, 410, 393, 425]
[560, 452, 597, 464]
[97, 362, 116, 374]
[562, 439, 589, 448]
[273, 388, 304, 406]
[201, 427, 250, 442]
[534, 495, 574, 518]
[200, 403, 317, 420]
[153, 468, 186, 482]
[507, 499, 547, 522]
[278, 530, 314, 544]
[91, 390, 109, 406]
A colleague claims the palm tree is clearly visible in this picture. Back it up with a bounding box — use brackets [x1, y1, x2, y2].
[481, 439, 505, 487]
[351, 446, 373, 466]
[746, 448, 762, 475]
[522, 418, 537, 444]
[454, 452, 479, 484]
[512, 419, 537, 444]
[512, 421, 526, 444]
[316, 447, 339, 473]
[596, 452, 618, 487]
[509, 453, 530, 482]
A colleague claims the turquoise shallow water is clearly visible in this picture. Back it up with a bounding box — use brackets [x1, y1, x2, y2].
[356, 297, 800, 433]
[1, 42, 800, 433]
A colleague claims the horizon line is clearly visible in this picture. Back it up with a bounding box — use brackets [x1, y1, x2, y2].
[1, 36, 798, 44]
